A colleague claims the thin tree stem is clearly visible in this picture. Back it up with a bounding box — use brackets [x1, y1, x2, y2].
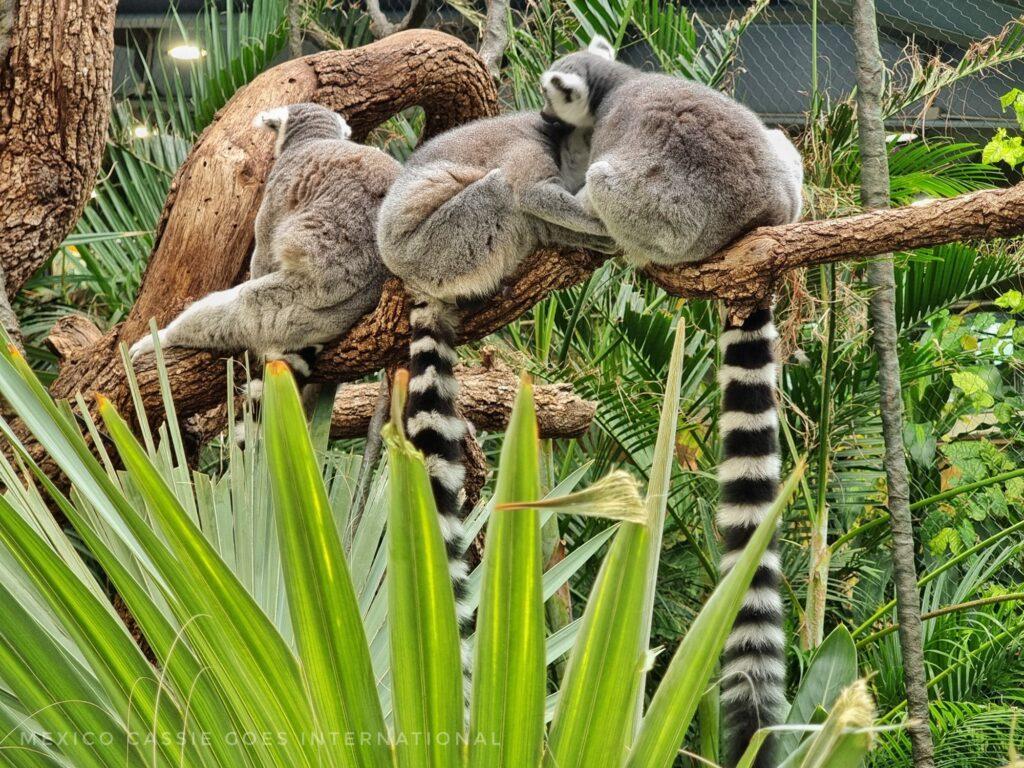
[804, 265, 835, 650]
[856, 592, 1024, 648]
[287, 1, 303, 57]
[853, 1, 935, 764]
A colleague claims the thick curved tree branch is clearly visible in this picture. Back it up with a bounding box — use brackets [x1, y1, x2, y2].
[118, 29, 496, 347]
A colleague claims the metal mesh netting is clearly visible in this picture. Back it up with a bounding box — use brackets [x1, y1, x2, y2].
[721, 0, 1024, 138]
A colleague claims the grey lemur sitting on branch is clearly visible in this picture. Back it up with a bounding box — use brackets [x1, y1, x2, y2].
[130, 102, 400, 417]
[376, 111, 616, 644]
[541, 37, 804, 768]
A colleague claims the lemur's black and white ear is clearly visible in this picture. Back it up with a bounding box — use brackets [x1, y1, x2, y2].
[335, 113, 353, 140]
[588, 35, 616, 61]
[252, 106, 290, 132]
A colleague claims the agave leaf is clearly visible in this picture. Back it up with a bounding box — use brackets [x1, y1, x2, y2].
[470, 374, 546, 767]
[384, 371, 463, 768]
[262, 361, 390, 768]
[546, 322, 686, 768]
[625, 462, 806, 768]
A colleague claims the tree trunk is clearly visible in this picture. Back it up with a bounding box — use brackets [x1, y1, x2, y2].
[0, 0, 117, 296]
[853, 2, 936, 766]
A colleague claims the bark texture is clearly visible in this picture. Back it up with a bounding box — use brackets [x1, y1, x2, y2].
[0, 0, 117, 295]
[853, 2, 935, 765]
[644, 182, 1024, 320]
[173, 362, 596, 444]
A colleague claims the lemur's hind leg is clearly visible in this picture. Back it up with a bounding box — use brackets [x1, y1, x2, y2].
[129, 271, 369, 360]
[519, 179, 611, 236]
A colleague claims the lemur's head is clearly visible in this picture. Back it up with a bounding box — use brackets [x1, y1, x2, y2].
[252, 102, 352, 157]
[540, 36, 623, 127]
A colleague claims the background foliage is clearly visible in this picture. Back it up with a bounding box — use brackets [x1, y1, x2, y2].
[5, 0, 1024, 766]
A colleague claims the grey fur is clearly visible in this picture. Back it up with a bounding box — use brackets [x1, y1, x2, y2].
[540, 39, 803, 268]
[377, 111, 616, 305]
[0, 0, 14, 64]
[130, 103, 400, 371]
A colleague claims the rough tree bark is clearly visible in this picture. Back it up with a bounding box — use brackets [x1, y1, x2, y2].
[0, 0, 117, 295]
[31, 31, 1024, 467]
[170, 362, 596, 444]
[853, 1, 936, 765]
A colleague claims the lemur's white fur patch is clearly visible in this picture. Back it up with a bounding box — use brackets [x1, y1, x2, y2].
[252, 107, 291, 156]
[335, 113, 353, 140]
[588, 35, 616, 61]
[541, 71, 593, 127]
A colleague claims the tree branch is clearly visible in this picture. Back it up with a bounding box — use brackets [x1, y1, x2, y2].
[478, 0, 510, 78]
[365, 0, 431, 39]
[180, 363, 595, 444]
[643, 183, 1024, 318]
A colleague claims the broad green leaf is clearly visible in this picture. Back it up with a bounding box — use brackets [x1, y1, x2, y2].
[625, 463, 806, 768]
[470, 374, 545, 767]
[780, 626, 858, 754]
[0, 583, 143, 768]
[0, 497, 187, 767]
[99, 398, 318, 768]
[384, 371, 463, 768]
[547, 322, 686, 768]
[263, 361, 390, 768]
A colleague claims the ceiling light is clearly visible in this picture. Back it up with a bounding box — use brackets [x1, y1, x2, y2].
[168, 44, 206, 61]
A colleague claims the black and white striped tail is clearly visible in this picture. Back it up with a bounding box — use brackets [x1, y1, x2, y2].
[718, 308, 785, 768]
[405, 300, 474, 644]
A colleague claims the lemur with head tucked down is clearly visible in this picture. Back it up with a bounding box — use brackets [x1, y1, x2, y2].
[130, 102, 400, 417]
[376, 111, 615, 643]
[541, 38, 804, 768]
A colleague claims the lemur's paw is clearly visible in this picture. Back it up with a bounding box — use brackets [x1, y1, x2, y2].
[586, 235, 620, 255]
[129, 330, 169, 361]
[129, 335, 154, 361]
[242, 378, 265, 402]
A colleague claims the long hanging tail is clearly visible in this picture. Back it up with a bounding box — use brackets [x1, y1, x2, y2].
[405, 299, 474, 639]
[718, 308, 786, 768]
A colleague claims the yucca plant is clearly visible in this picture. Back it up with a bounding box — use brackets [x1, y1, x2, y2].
[0, 324, 878, 766]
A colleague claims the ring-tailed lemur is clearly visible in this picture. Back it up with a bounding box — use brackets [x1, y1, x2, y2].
[376, 111, 616, 643]
[130, 102, 400, 424]
[541, 38, 803, 768]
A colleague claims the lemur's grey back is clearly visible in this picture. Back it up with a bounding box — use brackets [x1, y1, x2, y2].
[541, 48, 801, 267]
[589, 74, 798, 262]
